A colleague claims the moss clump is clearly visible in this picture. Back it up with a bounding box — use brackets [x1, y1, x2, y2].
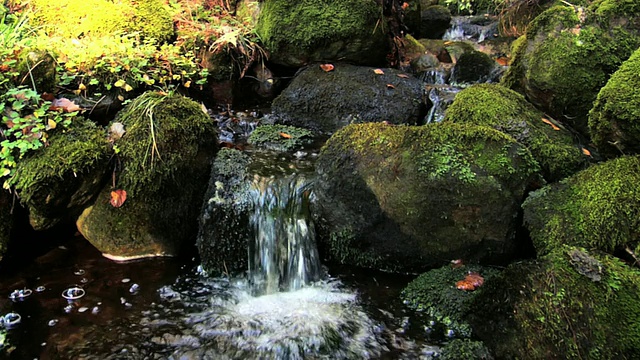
[499, 34, 527, 91]
[130, 0, 175, 43]
[469, 246, 640, 359]
[445, 84, 589, 181]
[248, 125, 313, 152]
[523, 155, 640, 256]
[402, 264, 500, 338]
[254, 0, 388, 66]
[78, 92, 217, 257]
[10, 119, 112, 230]
[314, 122, 542, 272]
[503, 3, 640, 136]
[439, 339, 494, 360]
[589, 48, 640, 158]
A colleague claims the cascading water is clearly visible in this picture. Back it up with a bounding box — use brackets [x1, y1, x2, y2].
[248, 175, 322, 296]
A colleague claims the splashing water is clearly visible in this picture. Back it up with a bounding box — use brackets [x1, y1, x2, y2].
[248, 175, 322, 295]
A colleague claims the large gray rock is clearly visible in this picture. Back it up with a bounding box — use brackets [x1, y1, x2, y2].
[271, 64, 426, 134]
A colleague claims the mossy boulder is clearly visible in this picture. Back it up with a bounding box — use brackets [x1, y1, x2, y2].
[16, 51, 57, 93]
[248, 125, 314, 152]
[522, 155, 640, 257]
[420, 5, 452, 39]
[197, 148, 252, 275]
[271, 64, 426, 134]
[254, 0, 389, 67]
[29, 0, 174, 41]
[77, 92, 216, 260]
[450, 51, 499, 85]
[445, 84, 590, 181]
[501, 2, 640, 136]
[439, 339, 494, 360]
[468, 246, 640, 359]
[402, 264, 500, 338]
[313, 122, 542, 272]
[589, 47, 640, 158]
[10, 119, 112, 230]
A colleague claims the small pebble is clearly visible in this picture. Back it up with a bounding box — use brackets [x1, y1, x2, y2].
[78, 307, 88, 313]
[64, 305, 74, 313]
[122, 278, 131, 283]
[48, 319, 58, 327]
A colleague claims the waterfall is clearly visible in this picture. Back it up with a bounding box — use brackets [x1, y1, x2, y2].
[248, 174, 322, 295]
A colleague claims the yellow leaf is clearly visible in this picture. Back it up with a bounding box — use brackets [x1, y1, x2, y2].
[78, 83, 86, 91]
[117, 95, 125, 101]
[114, 79, 126, 88]
[373, 69, 384, 75]
[47, 119, 57, 130]
[124, 84, 133, 92]
[184, 81, 191, 88]
[582, 148, 592, 156]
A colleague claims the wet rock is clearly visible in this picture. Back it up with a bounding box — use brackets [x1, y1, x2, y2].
[468, 246, 640, 359]
[11, 119, 112, 230]
[589, 47, 640, 158]
[0, 191, 13, 262]
[438, 339, 494, 360]
[420, 5, 452, 39]
[450, 50, 500, 85]
[501, 2, 640, 137]
[314, 122, 542, 272]
[445, 83, 590, 181]
[255, 0, 389, 67]
[271, 64, 426, 134]
[77, 92, 216, 259]
[522, 155, 640, 256]
[247, 124, 314, 152]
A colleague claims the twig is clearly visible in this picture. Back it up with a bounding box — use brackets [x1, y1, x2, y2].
[625, 246, 640, 268]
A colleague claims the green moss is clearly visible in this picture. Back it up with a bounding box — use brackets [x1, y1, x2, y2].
[130, 0, 174, 43]
[450, 50, 496, 85]
[327, 227, 385, 269]
[10, 119, 112, 229]
[445, 84, 588, 181]
[469, 246, 640, 359]
[523, 155, 640, 255]
[402, 264, 500, 338]
[439, 339, 494, 360]
[499, 34, 527, 91]
[589, 47, 640, 158]
[248, 125, 313, 152]
[113, 92, 215, 197]
[213, 148, 251, 178]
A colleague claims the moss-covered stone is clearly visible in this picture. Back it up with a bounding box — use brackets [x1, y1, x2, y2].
[522, 155, 640, 256]
[439, 339, 494, 360]
[445, 83, 590, 181]
[248, 125, 314, 152]
[402, 264, 500, 338]
[28, 0, 174, 41]
[502, 2, 640, 136]
[271, 64, 426, 134]
[588, 47, 640, 158]
[468, 246, 640, 359]
[254, 0, 389, 67]
[197, 148, 252, 275]
[450, 50, 498, 85]
[77, 92, 216, 259]
[10, 119, 112, 230]
[499, 34, 527, 91]
[16, 51, 57, 93]
[314, 122, 542, 272]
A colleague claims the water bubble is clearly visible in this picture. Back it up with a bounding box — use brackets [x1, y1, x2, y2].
[62, 287, 85, 300]
[91, 306, 100, 315]
[64, 305, 74, 313]
[121, 278, 131, 283]
[124, 302, 133, 308]
[48, 319, 59, 327]
[41, 342, 47, 346]
[129, 284, 140, 294]
[9, 288, 32, 301]
[120, 297, 127, 304]
[73, 269, 85, 276]
[36, 286, 46, 292]
[80, 278, 89, 284]
[78, 307, 89, 313]
[445, 329, 455, 338]
[3, 312, 21, 328]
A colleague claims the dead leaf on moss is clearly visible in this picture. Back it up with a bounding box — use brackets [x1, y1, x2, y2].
[456, 272, 484, 291]
[386, 84, 395, 89]
[397, 74, 410, 79]
[110, 189, 127, 208]
[320, 64, 335, 72]
[279, 132, 292, 139]
[541, 117, 560, 131]
[373, 68, 384, 75]
[581, 147, 592, 156]
[50, 98, 81, 113]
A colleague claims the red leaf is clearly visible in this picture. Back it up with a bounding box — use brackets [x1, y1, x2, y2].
[386, 84, 395, 89]
[110, 189, 127, 208]
[397, 74, 410, 79]
[279, 132, 292, 139]
[320, 64, 335, 72]
[373, 68, 385, 75]
[456, 272, 484, 291]
[50, 98, 81, 113]
[581, 147, 592, 156]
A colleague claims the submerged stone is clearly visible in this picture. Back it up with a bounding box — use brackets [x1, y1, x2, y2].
[445, 83, 590, 181]
[589, 47, 640, 158]
[523, 155, 640, 256]
[77, 92, 216, 259]
[11, 119, 112, 230]
[468, 246, 640, 359]
[314, 122, 542, 272]
[271, 64, 426, 134]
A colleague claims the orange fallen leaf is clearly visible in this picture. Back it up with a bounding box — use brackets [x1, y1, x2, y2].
[401, 2, 409, 10]
[110, 189, 127, 208]
[279, 132, 292, 139]
[495, 57, 510, 66]
[456, 272, 484, 291]
[397, 74, 410, 79]
[320, 64, 335, 72]
[373, 68, 385, 75]
[386, 84, 395, 89]
[541, 117, 560, 131]
[581, 147, 592, 156]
